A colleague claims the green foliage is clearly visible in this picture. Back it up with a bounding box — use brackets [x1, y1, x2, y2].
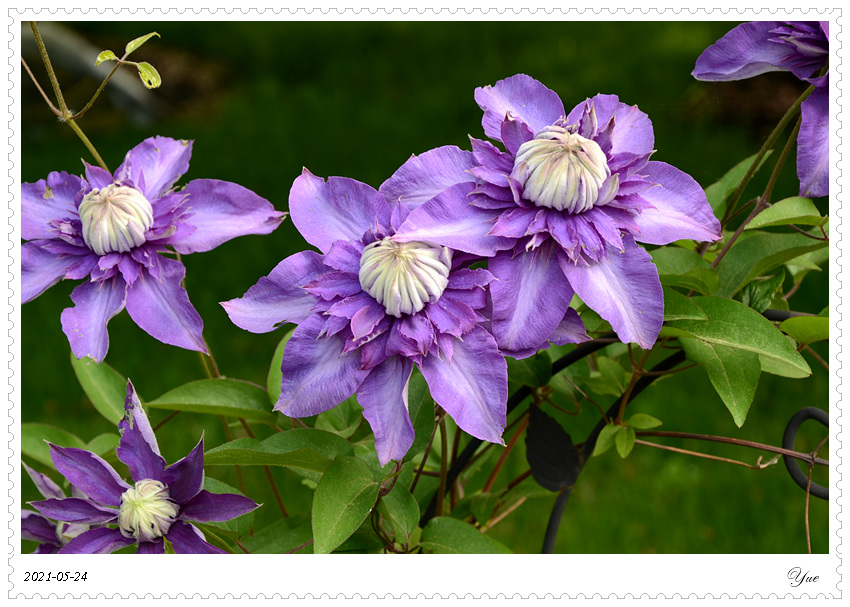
[22, 423, 86, 468]
[145, 378, 277, 424]
[69, 353, 127, 424]
[745, 197, 827, 230]
[419, 517, 506, 554]
[704, 151, 773, 217]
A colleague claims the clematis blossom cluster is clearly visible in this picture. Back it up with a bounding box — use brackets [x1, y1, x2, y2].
[22, 136, 285, 362]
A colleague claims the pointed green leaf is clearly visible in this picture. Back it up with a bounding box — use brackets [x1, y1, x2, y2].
[679, 337, 760, 427]
[780, 316, 829, 345]
[136, 62, 161, 89]
[739, 270, 785, 313]
[663, 287, 708, 321]
[316, 395, 362, 438]
[69, 353, 127, 424]
[145, 378, 276, 424]
[651, 247, 720, 295]
[585, 356, 630, 397]
[241, 518, 314, 554]
[404, 369, 436, 462]
[125, 32, 160, 56]
[95, 50, 118, 66]
[22, 424, 86, 468]
[745, 197, 827, 230]
[312, 455, 379, 554]
[84, 433, 120, 457]
[627, 413, 663, 430]
[420, 517, 501, 554]
[592, 423, 621, 457]
[267, 328, 294, 405]
[377, 483, 420, 542]
[507, 351, 552, 388]
[704, 151, 773, 216]
[615, 426, 636, 458]
[785, 247, 829, 284]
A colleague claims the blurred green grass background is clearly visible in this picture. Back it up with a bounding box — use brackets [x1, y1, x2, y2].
[20, 20, 829, 553]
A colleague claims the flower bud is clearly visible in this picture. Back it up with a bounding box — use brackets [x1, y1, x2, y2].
[359, 238, 452, 317]
[78, 184, 154, 256]
[513, 126, 619, 214]
[118, 479, 178, 542]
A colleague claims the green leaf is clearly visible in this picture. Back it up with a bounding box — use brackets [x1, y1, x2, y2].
[780, 316, 829, 345]
[506, 351, 552, 388]
[312, 455, 379, 554]
[585, 356, 629, 397]
[377, 483, 420, 542]
[22, 424, 86, 468]
[404, 370, 436, 462]
[136, 61, 162, 89]
[785, 247, 829, 284]
[202, 477, 255, 539]
[651, 247, 719, 295]
[739, 270, 785, 314]
[84, 433, 120, 457]
[419, 517, 501, 554]
[125, 32, 160, 55]
[242, 518, 314, 554]
[315, 395, 362, 438]
[592, 423, 620, 457]
[69, 354, 127, 424]
[267, 328, 294, 406]
[668, 296, 811, 378]
[704, 150, 772, 216]
[627, 413, 662, 430]
[95, 50, 118, 66]
[145, 378, 276, 424]
[715, 230, 827, 297]
[204, 428, 354, 481]
[615, 426, 636, 458]
[663, 287, 708, 321]
[745, 197, 828, 230]
[679, 337, 760, 427]
[468, 493, 501, 525]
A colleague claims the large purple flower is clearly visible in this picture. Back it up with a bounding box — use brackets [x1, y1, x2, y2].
[692, 21, 829, 197]
[223, 170, 508, 465]
[29, 381, 259, 554]
[22, 136, 285, 362]
[21, 463, 91, 554]
[385, 74, 721, 357]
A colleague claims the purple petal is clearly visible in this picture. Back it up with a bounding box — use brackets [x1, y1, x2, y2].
[22, 171, 86, 240]
[137, 541, 165, 554]
[21, 510, 59, 545]
[124, 255, 207, 354]
[179, 489, 258, 523]
[692, 21, 790, 81]
[30, 497, 118, 525]
[500, 115, 535, 156]
[48, 444, 129, 507]
[323, 239, 364, 274]
[289, 169, 391, 254]
[379, 146, 477, 210]
[276, 314, 370, 417]
[357, 356, 415, 465]
[560, 236, 663, 350]
[798, 85, 829, 197]
[115, 136, 193, 200]
[397, 313, 436, 356]
[222, 251, 326, 333]
[162, 438, 205, 505]
[167, 521, 226, 554]
[170, 179, 285, 254]
[425, 297, 477, 338]
[60, 277, 127, 362]
[489, 207, 538, 238]
[393, 183, 512, 256]
[474, 74, 565, 142]
[60, 527, 135, 554]
[631, 161, 721, 245]
[117, 381, 166, 482]
[567, 95, 655, 158]
[489, 246, 575, 356]
[84, 164, 114, 190]
[303, 270, 363, 301]
[550, 307, 590, 345]
[420, 326, 507, 444]
[350, 299, 387, 340]
[23, 462, 65, 500]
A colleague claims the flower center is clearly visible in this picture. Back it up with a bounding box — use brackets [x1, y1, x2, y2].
[359, 238, 452, 317]
[78, 184, 154, 256]
[513, 126, 619, 214]
[118, 479, 178, 542]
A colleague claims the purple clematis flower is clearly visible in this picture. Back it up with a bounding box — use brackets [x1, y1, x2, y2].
[222, 169, 508, 465]
[29, 381, 259, 554]
[22, 136, 285, 362]
[21, 463, 92, 554]
[384, 74, 721, 357]
[692, 21, 829, 197]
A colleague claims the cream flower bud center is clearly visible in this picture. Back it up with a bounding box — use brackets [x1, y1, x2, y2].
[513, 126, 618, 214]
[359, 238, 452, 317]
[78, 184, 154, 256]
[118, 479, 178, 542]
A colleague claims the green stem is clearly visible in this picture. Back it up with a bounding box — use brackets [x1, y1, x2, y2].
[762, 118, 802, 203]
[435, 418, 449, 517]
[64, 118, 109, 171]
[712, 197, 769, 269]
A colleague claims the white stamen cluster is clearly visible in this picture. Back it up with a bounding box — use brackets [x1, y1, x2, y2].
[359, 238, 452, 317]
[118, 479, 178, 542]
[78, 184, 154, 256]
[513, 126, 619, 214]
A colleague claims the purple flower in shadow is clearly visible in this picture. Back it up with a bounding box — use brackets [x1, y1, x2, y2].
[29, 381, 259, 554]
[223, 170, 508, 465]
[22, 136, 285, 362]
[383, 74, 721, 357]
[692, 21, 829, 197]
[21, 463, 92, 553]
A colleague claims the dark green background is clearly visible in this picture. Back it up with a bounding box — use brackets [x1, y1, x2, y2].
[21, 21, 829, 553]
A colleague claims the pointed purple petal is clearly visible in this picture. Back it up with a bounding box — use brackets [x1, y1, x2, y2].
[350, 299, 387, 340]
[631, 161, 721, 245]
[276, 314, 370, 417]
[84, 164, 114, 190]
[137, 541, 166, 554]
[21, 511, 60, 545]
[379, 146, 477, 210]
[162, 437, 205, 505]
[289, 169, 391, 254]
[30, 497, 118, 525]
[170, 179, 285, 254]
[560, 236, 663, 350]
[178, 489, 259, 523]
[60, 277, 127, 362]
[500, 115, 535, 156]
[117, 381, 166, 482]
[393, 182, 512, 256]
[420, 326, 507, 444]
[167, 521, 226, 554]
[115, 136, 193, 200]
[692, 21, 790, 81]
[22, 172, 86, 240]
[222, 251, 325, 333]
[567, 95, 655, 157]
[798, 85, 829, 197]
[550, 307, 590, 345]
[357, 356, 415, 465]
[323, 239, 363, 274]
[475, 74, 565, 142]
[21, 243, 81, 303]
[48, 444, 129, 507]
[303, 270, 363, 301]
[489, 246, 574, 356]
[60, 527, 135, 554]
[23, 463, 66, 500]
[124, 256, 207, 354]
